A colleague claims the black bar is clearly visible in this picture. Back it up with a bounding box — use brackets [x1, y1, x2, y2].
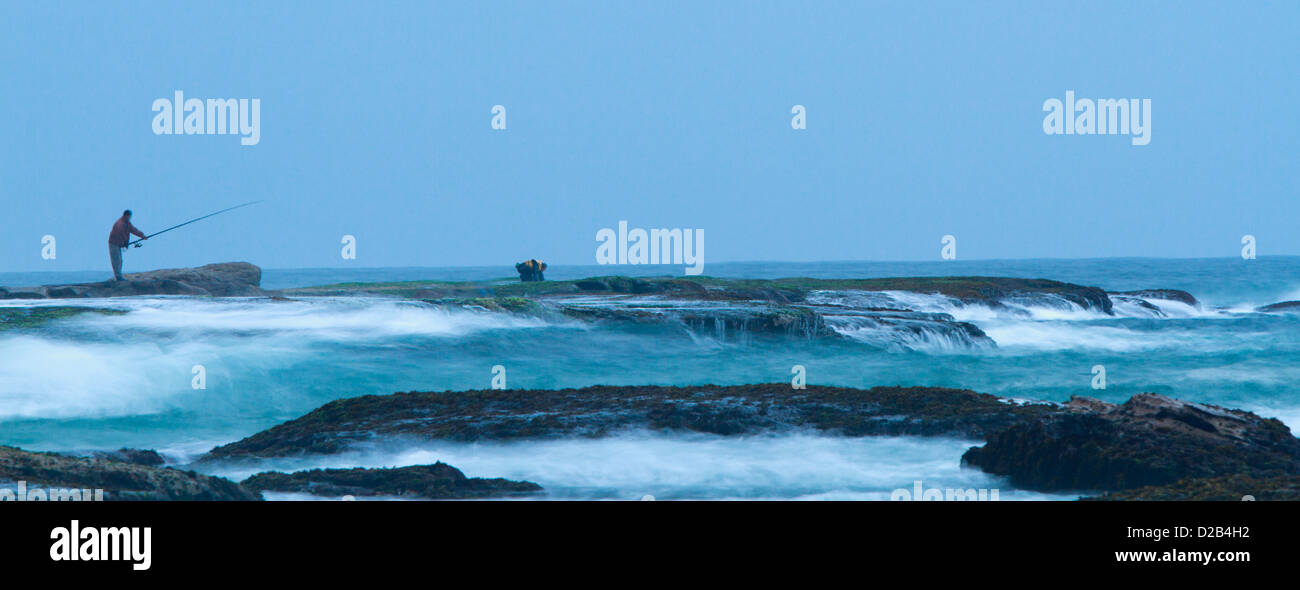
[3, 500, 1281, 579]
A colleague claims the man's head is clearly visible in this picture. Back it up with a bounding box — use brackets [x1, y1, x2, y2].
[122, 210, 132, 218]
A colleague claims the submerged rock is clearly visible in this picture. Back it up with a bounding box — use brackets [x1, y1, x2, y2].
[0, 446, 258, 501]
[201, 385, 1055, 460]
[1257, 300, 1300, 313]
[0, 306, 125, 331]
[1, 262, 265, 299]
[962, 394, 1300, 492]
[242, 462, 542, 499]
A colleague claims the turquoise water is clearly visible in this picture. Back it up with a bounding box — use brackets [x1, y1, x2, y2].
[2, 257, 1298, 499]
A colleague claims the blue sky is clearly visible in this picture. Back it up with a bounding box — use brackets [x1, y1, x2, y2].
[2, 1, 1297, 272]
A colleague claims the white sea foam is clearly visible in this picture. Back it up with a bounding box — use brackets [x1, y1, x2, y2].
[71, 297, 552, 339]
[0, 335, 194, 419]
[196, 431, 1075, 501]
[0, 297, 558, 420]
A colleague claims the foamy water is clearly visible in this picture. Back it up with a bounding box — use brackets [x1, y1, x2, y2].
[3, 258, 1299, 499]
[197, 432, 1078, 501]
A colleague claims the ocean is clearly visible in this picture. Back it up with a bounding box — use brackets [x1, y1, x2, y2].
[2, 257, 1298, 500]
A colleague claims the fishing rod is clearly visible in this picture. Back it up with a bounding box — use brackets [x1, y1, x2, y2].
[128, 201, 263, 247]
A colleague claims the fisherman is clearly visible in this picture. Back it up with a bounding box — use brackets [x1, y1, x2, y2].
[108, 209, 147, 281]
[515, 259, 547, 282]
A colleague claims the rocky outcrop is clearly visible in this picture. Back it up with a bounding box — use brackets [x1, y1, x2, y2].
[0, 446, 259, 500]
[292, 275, 1116, 313]
[288, 275, 1117, 347]
[0, 262, 265, 299]
[962, 394, 1300, 492]
[1110, 289, 1199, 307]
[241, 462, 542, 499]
[199, 383, 1300, 498]
[201, 385, 1055, 460]
[87, 448, 166, 467]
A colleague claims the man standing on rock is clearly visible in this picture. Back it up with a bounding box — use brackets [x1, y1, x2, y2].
[108, 210, 147, 281]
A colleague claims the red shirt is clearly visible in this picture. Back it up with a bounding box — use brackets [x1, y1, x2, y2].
[108, 216, 145, 247]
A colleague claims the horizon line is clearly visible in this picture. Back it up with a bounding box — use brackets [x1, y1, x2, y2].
[5, 253, 1295, 275]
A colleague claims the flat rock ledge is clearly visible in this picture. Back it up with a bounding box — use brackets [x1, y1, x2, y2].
[0, 262, 265, 299]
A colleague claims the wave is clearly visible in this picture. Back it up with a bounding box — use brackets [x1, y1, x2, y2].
[822, 314, 990, 352]
[67, 297, 555, 340]
[0, 335, 196, 419]
[0, 297, 563, 421]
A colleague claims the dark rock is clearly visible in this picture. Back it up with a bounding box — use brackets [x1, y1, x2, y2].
[1258, 300, 1300, 313]
[89, 448, 166, 467]
[45, 287, 83, 298]
[557, 303, 834, 340]
[0, 446, 258, 501]
[0, 288, 45, 299]
[201, 385, 1055, 460]
[0, 307, 126, 331]
[289, 275, 1119, 314]
[1084, 474, 1300, 501]
[573, 279, 610, 291]
[962, 394, 1300, 492]
[1111, 289, 1199, 307]
[241, 462, 542, 499]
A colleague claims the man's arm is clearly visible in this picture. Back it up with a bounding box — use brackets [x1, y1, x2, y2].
[128, 223, 146, 240]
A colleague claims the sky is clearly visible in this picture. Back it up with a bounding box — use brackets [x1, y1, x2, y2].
[2, 1, 1297, 272]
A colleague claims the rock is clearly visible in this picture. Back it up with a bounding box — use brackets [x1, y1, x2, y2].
[88, 448, 166, 467]
[7, 262, 266, 299]
[0, 446, 259, 500]
[1110, 289, 1199, 307]
[200, 385, 1055, 460]
[286, 275, 1117, 313]
[962, 394, 1300, 492]
[428, 292, 991, 347]
[0, 307, 126, 331]
[556, 302, 835, 340]
[1257, 300, 1300, 313]
[0, 287, 46, 300]
[1084, 474, 1300, 501]
[241, 462, 542, 499]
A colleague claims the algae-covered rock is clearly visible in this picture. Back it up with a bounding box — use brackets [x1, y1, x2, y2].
[0, 306, 125, 331]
